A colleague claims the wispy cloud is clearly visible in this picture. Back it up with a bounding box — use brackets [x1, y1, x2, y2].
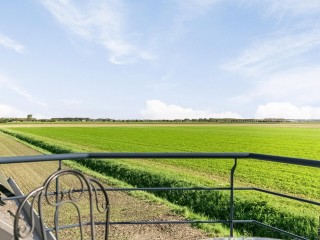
[9, 85, 47, 107]
[224, 0, 320, 113]
[0, 33, 25, 53]
[172, 0, 219, 38]
[141, 100, 241, 120]
[0, 74, 47, 107]
[223, 29, 320, 76]
[232, 66, 320, 105]
[176, 0, 219, 15]
[146, 71, 178, 91]
[223, 0, 320, 76]
[265, 0, 320, 17]
[255, 102, 320, 119]
[41, 0, 154, 64]
[62, 98, 82, 106]
[0, 103, 26, 118]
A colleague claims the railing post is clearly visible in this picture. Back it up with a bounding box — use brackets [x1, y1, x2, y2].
[55, 160, 62, 239]
[230, 158, 237, 237]
[318, 216, 320, 240]
[56, 160, 62, 203]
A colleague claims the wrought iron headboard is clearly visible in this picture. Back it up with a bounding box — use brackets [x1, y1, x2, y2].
[13, 168, 110, 240]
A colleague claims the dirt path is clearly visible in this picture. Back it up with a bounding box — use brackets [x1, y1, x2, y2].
[0, 132, 209, 239]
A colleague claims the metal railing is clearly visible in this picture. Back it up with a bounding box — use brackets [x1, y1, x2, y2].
[0, 152, 319, 239]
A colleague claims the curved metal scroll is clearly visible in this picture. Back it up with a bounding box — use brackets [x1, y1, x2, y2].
[14, 169, 110, 240]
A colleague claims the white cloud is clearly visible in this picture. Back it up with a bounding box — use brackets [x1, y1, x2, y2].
[173, 0, 219, 37]
[223, 0, 320, 76]
[141, 100, 241, 120]
[223, 29, 320, 76]
[226, 1, 320, 107]
[0, 104, 26, 118]
[9, 85, 47, 107]
[233, 66, 320, 105]
[32, 114, 48, 119]
[0, 34, 25, 53]
[255, 102, 320, 119]
[41, 0, 154, 64]
[176, 0, 219, 14]
[62, 98, 81, 106]
[265, 0, 320, 16]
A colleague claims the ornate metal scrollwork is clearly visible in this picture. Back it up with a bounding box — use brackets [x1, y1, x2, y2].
[14, 169, 110, 240]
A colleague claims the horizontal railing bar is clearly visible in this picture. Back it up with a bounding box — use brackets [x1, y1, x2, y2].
[45, 219, 309, 240]
[252, 220, 309, 240]
[0, 152, 248, 164]
[0, 152, 319, 168]
[248, 153, 320, 168]
[0, 153, 90, 164]
[108, 220, 230, 225]
[0, 187, 232, 201]
[251, 187, 320, 206]
[89, 152, 250, 159]
[3, 187, 320, 206]
[46, 220, 230, 232]
[232, 187, 320, 206]
[1, 195, 25, 200]
[232, 220, 309, 240]
[233, 220, 254, 223]
[105, 187, 231, 191]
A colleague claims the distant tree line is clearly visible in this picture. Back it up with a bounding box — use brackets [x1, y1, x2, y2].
[1, 116, 319, 124]
[0, 117, 37, 123]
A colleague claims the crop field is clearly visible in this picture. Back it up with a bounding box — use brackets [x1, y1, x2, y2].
[1, 123, 320, 238]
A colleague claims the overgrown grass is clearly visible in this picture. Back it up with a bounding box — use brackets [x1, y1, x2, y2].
[1, 127, 319, 239]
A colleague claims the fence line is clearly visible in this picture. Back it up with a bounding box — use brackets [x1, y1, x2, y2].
[0, 152, 319, 239]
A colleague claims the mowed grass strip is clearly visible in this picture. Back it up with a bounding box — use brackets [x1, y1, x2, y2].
[0, 131, 60, 193]
[2, 124, 320, 238]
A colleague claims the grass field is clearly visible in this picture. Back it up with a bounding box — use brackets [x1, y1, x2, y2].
[1, 123, 319, 238]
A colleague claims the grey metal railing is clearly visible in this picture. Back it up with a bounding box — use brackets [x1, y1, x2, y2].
[0, 152, 319, 239]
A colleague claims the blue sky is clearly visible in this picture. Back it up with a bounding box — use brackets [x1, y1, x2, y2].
[1, 0, 320, 119]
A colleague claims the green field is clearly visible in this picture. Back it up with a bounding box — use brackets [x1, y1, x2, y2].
[1, 124, 320, 238]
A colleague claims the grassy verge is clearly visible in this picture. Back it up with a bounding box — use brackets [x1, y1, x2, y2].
[1, 128, 318, 239]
